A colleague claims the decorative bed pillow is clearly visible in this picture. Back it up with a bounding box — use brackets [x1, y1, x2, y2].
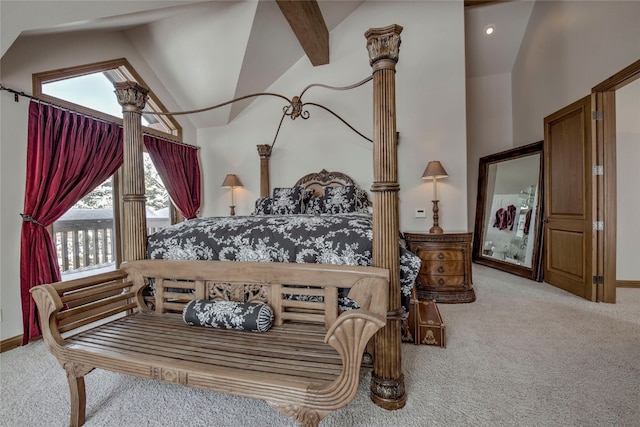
[183, 300, 274, 332]
[354, 186, 371, 213]
[305, 195, 325, 215]
[323, 185, 357, 214]
[272, 187, 306, 215]
[253, 197, 273, 215]
[301, 188, 315, 211]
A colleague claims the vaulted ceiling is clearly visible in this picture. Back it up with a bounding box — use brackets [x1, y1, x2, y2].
[1, 0, 534, 128]
[464, 0, 534, 78]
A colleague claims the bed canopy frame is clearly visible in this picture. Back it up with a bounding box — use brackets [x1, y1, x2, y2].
[114, 24, 405, 410]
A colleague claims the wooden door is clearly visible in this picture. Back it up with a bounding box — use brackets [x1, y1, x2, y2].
[543, 96, 596, 300]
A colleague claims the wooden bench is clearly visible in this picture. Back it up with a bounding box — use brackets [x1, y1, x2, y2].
[31, 260, 389, 427]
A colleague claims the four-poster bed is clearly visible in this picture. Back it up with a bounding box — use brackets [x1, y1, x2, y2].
[32, 24, 409, 421]
[116, 23, 406, 410]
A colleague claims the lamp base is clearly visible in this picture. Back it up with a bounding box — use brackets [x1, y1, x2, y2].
[229, 205, 236, 216]
[429, 225, 444, 234]
[429, 200, 443, 234]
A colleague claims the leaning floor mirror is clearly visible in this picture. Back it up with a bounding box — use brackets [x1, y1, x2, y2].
[473, 141, 544, 281]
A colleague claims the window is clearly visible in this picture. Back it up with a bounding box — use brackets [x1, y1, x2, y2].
[34, 58, 181, 138]
[54, 177, 117, 277]
[36, 59, 181, 277]
[144, 152, 172, 234]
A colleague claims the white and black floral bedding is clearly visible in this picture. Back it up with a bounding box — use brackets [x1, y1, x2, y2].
[147, 212, 421, 310]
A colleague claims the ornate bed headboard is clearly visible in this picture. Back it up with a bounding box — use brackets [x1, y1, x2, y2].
[294, 169, 371, 205]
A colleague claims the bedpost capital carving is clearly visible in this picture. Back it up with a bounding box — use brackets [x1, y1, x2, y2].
[365, 24, 403, 70]
[114, 81, 149, 112]
[257, 144, 272, 159]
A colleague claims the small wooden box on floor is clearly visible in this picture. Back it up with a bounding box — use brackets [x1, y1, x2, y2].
[405, 295, 446, 347]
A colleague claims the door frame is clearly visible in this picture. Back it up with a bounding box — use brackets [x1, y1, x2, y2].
[592, 59, 640, 303]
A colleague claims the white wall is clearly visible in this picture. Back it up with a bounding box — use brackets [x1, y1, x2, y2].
[199, 1, 469, 237]
[0, 92, 29, 341]
[466, 72, 514, 230]
[512, 0, 640, 144]
[0, 31, 196, 341]
[616, 78, 640, 281]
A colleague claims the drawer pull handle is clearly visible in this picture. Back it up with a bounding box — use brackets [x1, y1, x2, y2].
[438, 253, 445, 260]
[438, 278, 445, 285]
[437, 266, 445, 273]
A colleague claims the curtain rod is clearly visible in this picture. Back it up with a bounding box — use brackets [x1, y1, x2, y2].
[0, 84, 198, 150]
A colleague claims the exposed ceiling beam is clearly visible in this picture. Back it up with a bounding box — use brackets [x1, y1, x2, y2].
[276, 0, 329, 66]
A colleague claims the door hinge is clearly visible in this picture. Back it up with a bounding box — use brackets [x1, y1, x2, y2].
[592, 111, 604, 121]
[593, 221, 604, 231]
[593, 165, 604, 176]
[593, 275, 604, 285]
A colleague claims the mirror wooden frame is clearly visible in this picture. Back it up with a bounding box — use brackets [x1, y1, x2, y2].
[472, 141, 544, 281]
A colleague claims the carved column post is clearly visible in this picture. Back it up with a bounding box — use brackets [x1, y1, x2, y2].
[115, 82, 149, 262]
[365, 24, 405, 410]
[257, 144, 272, 198]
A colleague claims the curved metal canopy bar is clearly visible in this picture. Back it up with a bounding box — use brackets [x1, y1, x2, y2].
[141, 76, 374, 144]
[299, 102, 372, 143]
[144, 92, 292, 116]
[298, 75, 373, 99]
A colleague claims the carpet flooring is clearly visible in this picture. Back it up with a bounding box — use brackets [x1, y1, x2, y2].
[2, 264, 638, 427]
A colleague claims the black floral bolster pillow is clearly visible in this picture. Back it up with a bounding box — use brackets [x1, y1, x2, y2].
[183, 300, 274, 332]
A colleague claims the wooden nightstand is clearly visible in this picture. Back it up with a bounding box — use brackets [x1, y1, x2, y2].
[403, 231, 475, 303]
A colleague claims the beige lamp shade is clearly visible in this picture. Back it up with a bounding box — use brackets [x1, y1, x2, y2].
[421, 161, 448, 180]
[221, 174, 242, 216]
[221, 174, 243, 188]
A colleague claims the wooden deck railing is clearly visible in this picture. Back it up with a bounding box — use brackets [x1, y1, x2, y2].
[53, 213, 169, 274]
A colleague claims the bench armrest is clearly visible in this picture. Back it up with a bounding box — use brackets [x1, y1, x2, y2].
[31, 284, 66, 348]
[30, 269, 137, 357]
[325, 273, 388, 367]
[305, 308, 386, 408]
[325, 309, 386, 360]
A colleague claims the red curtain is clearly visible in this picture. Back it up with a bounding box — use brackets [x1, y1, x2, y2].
[144, 135, 201, 219]
[20, 101, 123, 344]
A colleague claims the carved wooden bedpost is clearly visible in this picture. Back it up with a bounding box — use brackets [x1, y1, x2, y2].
[257, 144, 272, 198]
[365, 24, 405, 410]
[115, 82, 149, 261]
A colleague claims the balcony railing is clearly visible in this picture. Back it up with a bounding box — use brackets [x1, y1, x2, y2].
[54, 208, 169, 275]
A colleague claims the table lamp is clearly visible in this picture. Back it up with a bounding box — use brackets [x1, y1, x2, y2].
[422, 161, 448, 234]
[221, 174, 243, 216]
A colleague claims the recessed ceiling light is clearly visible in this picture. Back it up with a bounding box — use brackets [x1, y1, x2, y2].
[484, 25, 495, 35]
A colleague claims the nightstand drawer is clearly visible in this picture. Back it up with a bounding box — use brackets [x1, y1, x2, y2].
[417, 274, 465, 288]
[413, 248, 464, 261]
[420, 260, 464, 276]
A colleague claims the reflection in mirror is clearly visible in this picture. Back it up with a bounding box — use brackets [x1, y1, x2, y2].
[483, 156, 539, 267]
[473, 141, 544, 281]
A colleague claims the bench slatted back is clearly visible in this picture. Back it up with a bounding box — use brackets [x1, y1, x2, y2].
[123, 260, 388, 329]
[52, 270, 135, 334]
